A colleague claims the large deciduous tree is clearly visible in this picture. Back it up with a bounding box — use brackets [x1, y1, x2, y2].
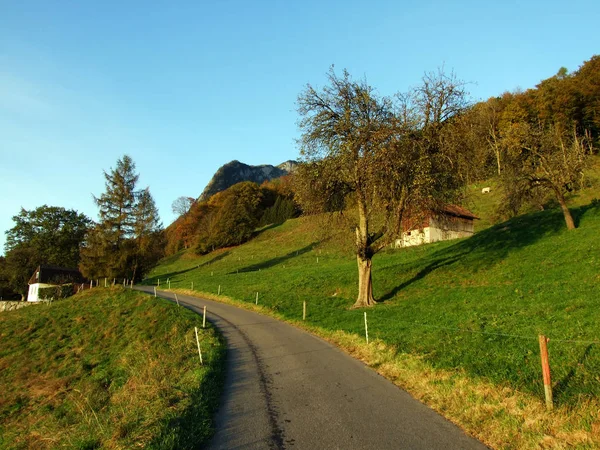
[499, 120, 592, 229]
[295, 68, 467, 308]
[171, 196, 195, 217]
[80, 155, 163, 281]
[493, 66, 595, 229]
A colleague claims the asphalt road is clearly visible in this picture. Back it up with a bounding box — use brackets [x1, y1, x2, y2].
[137, 287, 488, 450]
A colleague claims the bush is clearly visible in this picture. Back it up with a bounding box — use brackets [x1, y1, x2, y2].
[38, 284, 74, 300]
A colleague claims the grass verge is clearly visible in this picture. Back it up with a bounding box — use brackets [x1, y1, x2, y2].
[0, 287, 225, 450]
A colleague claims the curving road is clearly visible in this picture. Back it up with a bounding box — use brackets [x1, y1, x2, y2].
[137, 287, 487, 449]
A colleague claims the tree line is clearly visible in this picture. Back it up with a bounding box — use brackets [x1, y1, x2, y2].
[443, 56, 599, 227]
[1, 155, 163, 299]
[165, 175, 298, 255]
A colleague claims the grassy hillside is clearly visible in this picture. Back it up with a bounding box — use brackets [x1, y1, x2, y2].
[0, 288, 225, 450]
[464, 155, 600, 231]
[148, 204, 600, 402]
[146, 198, 600, 448]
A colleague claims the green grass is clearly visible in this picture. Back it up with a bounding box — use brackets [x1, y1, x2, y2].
[146, 201, 600, 408]
[464, 155, 600, 232]
[0, 287, 225, 450]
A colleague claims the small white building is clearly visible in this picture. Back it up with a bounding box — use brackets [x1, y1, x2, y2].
[395, 205, 479, 248]
[27, 265, 85, 302]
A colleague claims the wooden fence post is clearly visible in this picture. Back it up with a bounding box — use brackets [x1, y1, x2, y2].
[218, 285, 221, 295]
[303, 301, 306, 321]
[539, 335, 553, 410]
[255, 292, 259, 305]
[194, 327, 203, 365]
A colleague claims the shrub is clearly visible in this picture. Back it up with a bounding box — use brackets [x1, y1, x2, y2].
[38, 284, 74, 300]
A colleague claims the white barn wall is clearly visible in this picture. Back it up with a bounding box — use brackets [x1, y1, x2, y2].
[395, 215, 476, 248]
[27, 283, 53, 302]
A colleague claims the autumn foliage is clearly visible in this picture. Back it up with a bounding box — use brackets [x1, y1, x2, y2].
[164, 178, 298, 256]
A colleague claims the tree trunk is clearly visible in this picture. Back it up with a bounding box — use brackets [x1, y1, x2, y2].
[131, 263, 138, 284]
[555, 190, 576, 230]
[353, 256, 376, 308]
[353, 192, 377, 308]
[495, 148, 502, 175]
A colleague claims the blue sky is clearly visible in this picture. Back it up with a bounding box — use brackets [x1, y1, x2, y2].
[1, 0, 599, 254]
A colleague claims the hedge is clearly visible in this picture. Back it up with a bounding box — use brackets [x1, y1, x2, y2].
[38, 284, 74, 301]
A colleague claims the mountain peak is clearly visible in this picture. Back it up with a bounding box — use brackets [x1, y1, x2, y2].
[198, 160, 298, 201]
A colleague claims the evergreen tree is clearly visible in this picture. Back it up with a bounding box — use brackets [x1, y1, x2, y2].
[95, 155, 138, 245]
[80, 155, 163, 281]
[131, 188, 163, 280]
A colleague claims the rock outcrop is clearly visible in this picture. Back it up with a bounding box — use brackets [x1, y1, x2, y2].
[199, 160, 298, 201]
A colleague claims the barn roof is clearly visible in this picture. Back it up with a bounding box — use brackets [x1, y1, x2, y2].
[439, 205, 479, 220]
[28, 265, 86, 285]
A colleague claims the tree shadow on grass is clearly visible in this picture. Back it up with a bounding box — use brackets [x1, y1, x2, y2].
[379, 206, 591, 301]
[251, 222, 285, 239]
[553, 344, 595, 406]
[145, 251, 230, 284]
[572, 202, 599, 228]
[197, 251, 231, 268]
[378, 255, 466, 301]
[231, 242, 319, 274]
[454, 208, 566, 271]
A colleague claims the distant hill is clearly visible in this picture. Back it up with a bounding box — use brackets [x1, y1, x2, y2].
[199, 160, 298, 202]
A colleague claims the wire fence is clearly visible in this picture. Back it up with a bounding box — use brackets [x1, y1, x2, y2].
[148, 273, 600, 409]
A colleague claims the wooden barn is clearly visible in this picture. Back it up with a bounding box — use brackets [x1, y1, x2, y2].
[395, 205, 479, 248]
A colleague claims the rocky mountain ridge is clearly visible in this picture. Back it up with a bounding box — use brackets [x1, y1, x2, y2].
[198, 160, 298, 201]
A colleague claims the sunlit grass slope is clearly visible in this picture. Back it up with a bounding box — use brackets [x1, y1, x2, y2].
[0, 287, 225, 450]
[147, 203, 600, 407]
[464, 155, 600, 231]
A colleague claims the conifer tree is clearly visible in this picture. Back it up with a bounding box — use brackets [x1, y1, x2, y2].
[96, 155, 138, 245]
[80, 155, 163, 281]
[131, 187, 163, 280]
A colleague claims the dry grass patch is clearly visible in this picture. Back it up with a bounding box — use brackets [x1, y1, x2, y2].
[0, 287, 225, 450]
